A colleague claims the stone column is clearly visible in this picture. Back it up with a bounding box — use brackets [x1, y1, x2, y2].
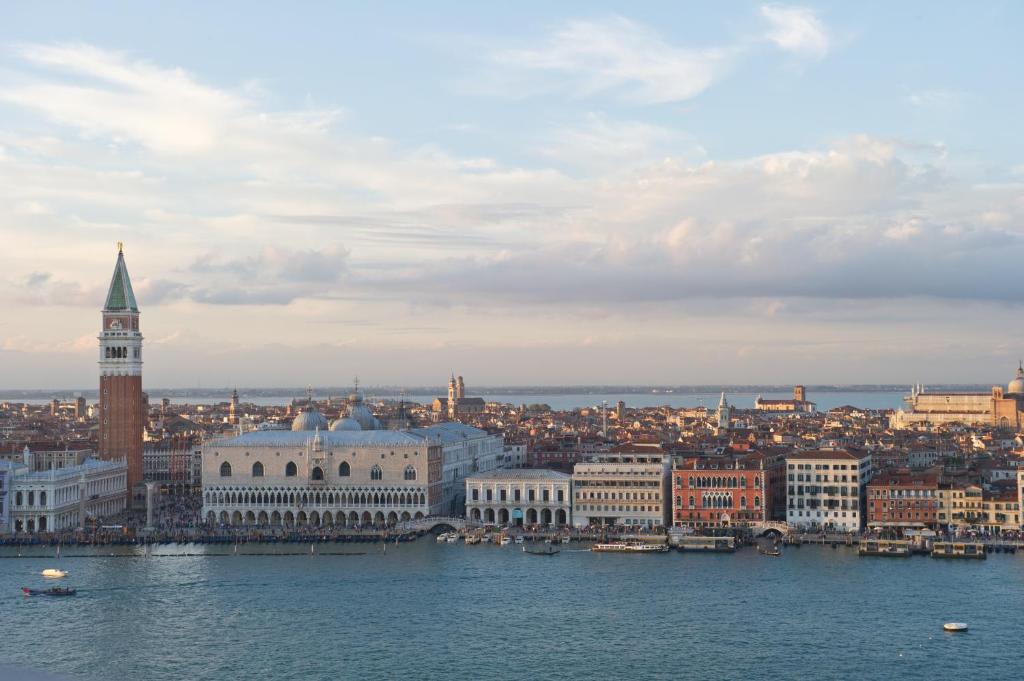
[145, 482, 157, 530]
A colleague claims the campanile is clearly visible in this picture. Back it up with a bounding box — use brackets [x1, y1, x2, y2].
[98, 243, 144, 492]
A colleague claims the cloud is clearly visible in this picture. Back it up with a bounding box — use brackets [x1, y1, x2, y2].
[488, 16, 733, 104]
[761, 5, 830, 58]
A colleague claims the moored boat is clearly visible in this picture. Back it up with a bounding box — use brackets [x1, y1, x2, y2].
[22, 587, 76, 597]
[932, 542, 986, 559]
[41, 569, 68, 578]
[858, 540, 911, 557]
[524, 544, 560, 556]
[591, 542, 668, 553]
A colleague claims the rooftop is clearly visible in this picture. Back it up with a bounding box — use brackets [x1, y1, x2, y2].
[466, 469, 570, 481]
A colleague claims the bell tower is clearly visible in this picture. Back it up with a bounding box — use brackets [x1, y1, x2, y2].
[98, 243, 144, 492]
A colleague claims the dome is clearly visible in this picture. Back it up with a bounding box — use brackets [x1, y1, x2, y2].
[291, 407, 328, 431]
[349, 403, 378, 430]
[330, 417, 362, 432]
[1008, 363, 1024, 396]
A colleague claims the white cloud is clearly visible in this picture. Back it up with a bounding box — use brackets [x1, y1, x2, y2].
[490, 16, 733, 104]
[761, 5, 830, 58]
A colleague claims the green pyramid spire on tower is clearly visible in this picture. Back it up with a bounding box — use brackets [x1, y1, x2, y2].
[104, 242, 139, 311]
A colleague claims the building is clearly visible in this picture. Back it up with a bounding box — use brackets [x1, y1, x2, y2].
[715, 393, 732, 433]
[891, 366, 1024, 429]
[1, 449, 127, 534]
[754, 386, 816, 413]
[97, 243, 145, 494]
[143, 445, 203, 494]
[200, 404, 503, 527]
[785, 449, 872, 532]
[937, 479, 1021, 533]
[432, 374, 486, 421]
[671, 453, 772, 528]
[866, 468, 941, 531]
[572, 445, 670, 528]
[465, 469, 571, 526]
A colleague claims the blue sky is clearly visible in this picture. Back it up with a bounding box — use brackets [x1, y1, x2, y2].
[1, 2, 1023, 388]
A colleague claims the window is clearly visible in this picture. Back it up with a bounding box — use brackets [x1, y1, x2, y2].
[312, 466, 324, 481]
[542, 489, 550, 502]
[220, 462, 232, 477]
[338, 461, 351, 477]
[514, 489, 521, 502]
[40, 491, 46, 506]
[472, 489, 479, 501]
[285, 461, 297, 477]
[557, 490, 564, 503]
[371, 465, 383, 481]
[252, 462, 264, 477]
[404, 465, 416, 481]
[754, 496, 761, 507]
[486, 489, 493, 501]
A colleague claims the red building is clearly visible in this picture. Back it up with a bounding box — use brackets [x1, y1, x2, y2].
[98, 244, 145, 494]
[866, 468, 941, 530]
[671, 453, 774, 528]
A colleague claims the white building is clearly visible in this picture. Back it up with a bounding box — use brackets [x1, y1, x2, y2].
[785, 449, 872, 533]
[465, 469, 571, 526]
[201, 405, 503, 527]
[572, 446, 671, 528]
[1, 451, 128, 534]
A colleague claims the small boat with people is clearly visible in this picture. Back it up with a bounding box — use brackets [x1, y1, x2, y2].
[41, 569, 68, 578]
[591, 542, 669, 554]
[22, 587, 76, 597]
[758, 545, 782, 557]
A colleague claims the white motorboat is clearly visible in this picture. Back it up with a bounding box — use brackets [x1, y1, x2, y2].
[943, 622, 968, 633]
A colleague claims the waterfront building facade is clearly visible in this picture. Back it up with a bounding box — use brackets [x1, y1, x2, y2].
[866, 469, 941, 530]
[937, 481, 1021, 533]
[97, 244, 145, 494]
[465, 469, 571, 526]
[201, 411, 503, 527]
[671, 454, 771, 528]
[572, 445, 670, 528]
[786, 449, 872, 532]
[2, 449, 127, 533]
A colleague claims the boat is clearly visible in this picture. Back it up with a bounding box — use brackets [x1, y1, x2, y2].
[445, 533, 459, 543]
[591, 542, 669, 553]
[435, 533, 450, 543]
[41, 569, 68, 578]
[758, 545, 782, 557]
[464, 535, 481, 545]
[676, 536, 736, 553]
[524, 545, 560, 556]
[561, 536, 571, 544]
[932, 542, 987, 559]
[513, 536, 524, 545]
[22, 587, 76, 597]
[943, 622, 968, 633]
[859, 540, 911, 557]
[498, 535, 511, 546]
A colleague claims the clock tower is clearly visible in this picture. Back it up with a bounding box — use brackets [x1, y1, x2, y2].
[98, 243, 144, 493]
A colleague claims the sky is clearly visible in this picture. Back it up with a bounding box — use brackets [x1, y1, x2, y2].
[1, 1, 1023, 389]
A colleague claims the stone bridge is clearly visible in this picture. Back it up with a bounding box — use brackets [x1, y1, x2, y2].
[748, 521, 790, 537]
[396, 516, 481, 533]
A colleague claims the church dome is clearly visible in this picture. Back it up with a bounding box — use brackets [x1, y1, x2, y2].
[1008, 363, 1024, 396]
[330, 417, 362, 431]
[291, 407, 328, 431]
[349, 403, 378, 430]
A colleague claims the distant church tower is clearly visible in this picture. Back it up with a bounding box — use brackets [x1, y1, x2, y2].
[229, 389, 239, 425]
[98, 243, 144, 493]
[448, 373, 457, 420]
[716, 392, 731, 433]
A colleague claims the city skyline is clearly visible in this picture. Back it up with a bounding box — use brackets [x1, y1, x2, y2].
[3, 2, 1024, 388]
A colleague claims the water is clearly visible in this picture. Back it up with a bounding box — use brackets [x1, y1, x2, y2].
[1, 541, 1019, 680]
[3, 390, 910, 411]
